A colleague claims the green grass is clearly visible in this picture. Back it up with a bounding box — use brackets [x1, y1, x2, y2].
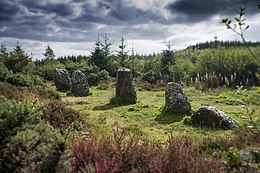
[62, 85, 260, 144]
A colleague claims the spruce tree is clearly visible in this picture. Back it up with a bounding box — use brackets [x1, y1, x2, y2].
[4, 42, 34, 73]
[90, 34, 112, 70]
[117, 36, 129, 67]
[43, 45, 55, 60]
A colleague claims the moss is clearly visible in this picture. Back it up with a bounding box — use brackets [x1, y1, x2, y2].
[61, 86, 259, 143]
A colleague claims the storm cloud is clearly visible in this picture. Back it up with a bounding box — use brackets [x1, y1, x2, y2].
[0, 0, 259, 58]
[167, 0, 260, 23]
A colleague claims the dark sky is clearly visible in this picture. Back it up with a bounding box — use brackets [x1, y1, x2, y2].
[0, 0, 259, 58]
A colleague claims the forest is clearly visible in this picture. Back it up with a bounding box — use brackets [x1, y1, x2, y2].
[0, 36, 259, 172]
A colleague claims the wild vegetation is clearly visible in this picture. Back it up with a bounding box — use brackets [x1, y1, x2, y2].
[1, 8, 260, 171]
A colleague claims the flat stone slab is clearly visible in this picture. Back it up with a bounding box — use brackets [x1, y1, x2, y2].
[190, 106, 240, 129]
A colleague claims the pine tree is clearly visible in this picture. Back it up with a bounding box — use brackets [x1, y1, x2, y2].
[161, 41, 175, 65]
[160, 41, 175, 81]
[43, 45, 55, 60]
[90, 34, 112, 70]
[4, 42, 34, 73]
[0, 43, 8, 59]
[117, 36, 129, 67]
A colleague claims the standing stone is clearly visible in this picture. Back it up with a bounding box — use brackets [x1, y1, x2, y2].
[165, 82, 191, 114]
[71, 70, 89, 97]
[53, 69, 71, 92]
[190, 106, 240, 129]
[116, 68, 137, 104]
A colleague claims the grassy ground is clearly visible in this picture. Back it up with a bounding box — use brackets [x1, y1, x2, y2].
[62, 84, 260, 144]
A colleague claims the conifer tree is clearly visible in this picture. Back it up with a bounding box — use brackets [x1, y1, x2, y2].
[43, 45, 55, 60]
[90, 34, 112, 70]
[117, 36, 129, 67]
[4, 42, 34, 73]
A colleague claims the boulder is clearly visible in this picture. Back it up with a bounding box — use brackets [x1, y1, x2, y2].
[71, 70, 89, 96]
[165, 82, 191, 114]
[116, 68, 137, 104]
[53, 69, 71, 92]
[191, 106, 240, 129]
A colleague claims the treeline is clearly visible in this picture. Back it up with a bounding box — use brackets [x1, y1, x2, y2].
[1, 37, 260, 89]
[187, 40, 260, 50]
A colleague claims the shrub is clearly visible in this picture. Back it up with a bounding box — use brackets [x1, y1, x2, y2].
[36, 59, 65, 81]
[81, 65, 111, 86]
[0, 97, 64, 173]
[42, 100, 87, 134]
[0, 61, 10, 81]
[0, 82, 59, 103]
[0, 96, 41, 142]
[70, 129, 222, 173]
[6, 73, 44, 87]
[3, 51, 35, 74]
[98, 69, 110, 83]
[142, 70, 158, 85]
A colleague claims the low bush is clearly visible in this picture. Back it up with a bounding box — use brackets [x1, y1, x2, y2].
[70, 129, 222, 173]
[0, 61, 10, 81]
[42, 100, 87, 134]
[142, 70, 158, 85]
[6, 73, 44, 87]
[0, 82, 60, 103]
[81, 65, 110, 86]
[0, 97, 64, 173]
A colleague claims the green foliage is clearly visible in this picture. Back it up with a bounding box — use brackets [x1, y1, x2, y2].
[160, 48, 175, 81]
[221, 7, 260, 63]
[0, 97, 40, 141]
[36, 58, 65, 80]
[142, 56, 162, 84]
[161, 48, 175, 66]
[43, 44, 55, 60]
[236, 86, 260, 133]
[63, 59, 87, 73]
[0, 97, 64, 172]
[89, 34, 112, 72]
[6, 73, 44, 87]
[226, 148, 242, 168]
[0, 43, 8, 59]
[2, 43, 35, 73]
[117, 36, 129, 67]
[194, 47, 259, 88]
[0, 61, 10, 81]
[81, 64, 110, 86]
[142, 70, 158, 85]
[170, 57, 194, 83]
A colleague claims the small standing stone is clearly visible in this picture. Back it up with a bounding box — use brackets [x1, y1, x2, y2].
[53, 69, 71, 92]
[116, 68, 137, 104]
[165, 82, 191, 114]
[71, 70, 89, 97]
[190, 106, 240, 129]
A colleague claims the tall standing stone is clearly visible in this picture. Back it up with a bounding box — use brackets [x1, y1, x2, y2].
[71, 70, 89, 97]
[116, 68, 137, 104]
[53, 69, 71, 92]
[165, 82, 191, 114]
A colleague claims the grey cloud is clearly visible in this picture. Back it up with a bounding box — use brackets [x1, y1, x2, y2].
[167, 0, 260, 23]
[0, 0, 172, 43]
[103, 0, 146, 21]
[0, 1, 23, 22]
[22, 0, 76, 17]
[3, 0, 259, 45]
